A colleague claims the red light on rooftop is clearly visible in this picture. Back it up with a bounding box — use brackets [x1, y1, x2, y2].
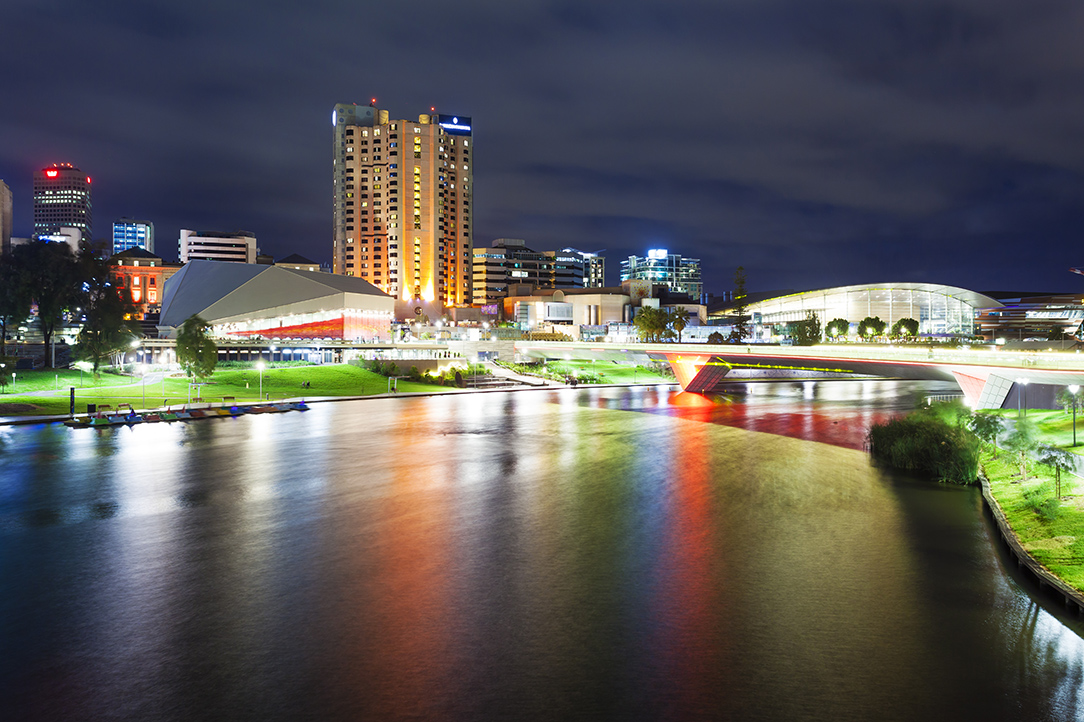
[45, 170, 58, 178]
[86, 176, 92, 184]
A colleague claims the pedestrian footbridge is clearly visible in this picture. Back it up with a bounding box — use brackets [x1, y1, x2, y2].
[514, 341, 1084, 409]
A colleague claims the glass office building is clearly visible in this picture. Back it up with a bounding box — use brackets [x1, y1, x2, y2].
[112, 218, 154, 255]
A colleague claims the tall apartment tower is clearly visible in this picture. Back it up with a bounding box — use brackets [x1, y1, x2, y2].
[0, 179, 11, 256]
[332, 102, 473, 305]
[34, 163, 92, 240]
[113, 218, 155, 255]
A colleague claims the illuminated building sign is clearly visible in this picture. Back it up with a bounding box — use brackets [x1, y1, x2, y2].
[45, 170, 58, 178]
[647, 248, 668, 260]
[437, 114, 472, 135]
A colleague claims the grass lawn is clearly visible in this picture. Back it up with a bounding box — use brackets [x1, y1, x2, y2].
[515, 359, 674, 384]
[987, 408, 1084, 455]
[983, 446, 1084, 592]
[0, 364, 442, 416]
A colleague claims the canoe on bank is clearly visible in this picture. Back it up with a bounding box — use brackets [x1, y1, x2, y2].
[63, 401, 309, 428]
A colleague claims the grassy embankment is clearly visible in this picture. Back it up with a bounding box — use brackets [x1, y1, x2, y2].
[497, 359, 673, 384]
[982, 446, 1084, 592]
[870, 401, 1084, 592]
[0, 364, 437, 416]
[992, 408, 1084, 453]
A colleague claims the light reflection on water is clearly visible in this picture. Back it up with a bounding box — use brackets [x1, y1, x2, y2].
[0, 381, 1083, 720]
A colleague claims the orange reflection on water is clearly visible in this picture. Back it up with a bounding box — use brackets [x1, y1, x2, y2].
[346, 401, 459, 718]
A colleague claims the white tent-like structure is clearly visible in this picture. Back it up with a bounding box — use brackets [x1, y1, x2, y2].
[157, 260, 395, 341]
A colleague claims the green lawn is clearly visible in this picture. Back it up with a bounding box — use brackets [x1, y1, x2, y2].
[509, 359, 674, 385]
[983, 447, 1084, 591]
[987, 408, 1084, 454]
[0, 364, 440, 416]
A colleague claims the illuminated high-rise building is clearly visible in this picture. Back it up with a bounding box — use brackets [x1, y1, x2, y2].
[34, 163, 92, 240]
[332, 102, 473, 305]
[113, 218, 155, 255]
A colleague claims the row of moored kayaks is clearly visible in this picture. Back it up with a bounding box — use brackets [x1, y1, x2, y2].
[64, 401, 309, 428]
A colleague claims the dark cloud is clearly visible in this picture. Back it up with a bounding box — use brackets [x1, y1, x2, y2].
[3, 0, 1084, 293]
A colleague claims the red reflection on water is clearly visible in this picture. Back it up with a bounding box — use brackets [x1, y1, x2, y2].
[651, 418, 725, 716]
[643, 387, 904, 450]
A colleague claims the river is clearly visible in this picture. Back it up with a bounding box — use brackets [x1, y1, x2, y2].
[1, 380, 1083, 721]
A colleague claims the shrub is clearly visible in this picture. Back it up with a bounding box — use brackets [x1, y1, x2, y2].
[868, 412, 980, 484]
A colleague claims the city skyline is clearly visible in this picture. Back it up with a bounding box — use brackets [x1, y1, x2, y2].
[3, 1, 1084, 294]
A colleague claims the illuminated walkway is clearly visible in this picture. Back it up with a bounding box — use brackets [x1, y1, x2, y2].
[515, 341, 1084, 408]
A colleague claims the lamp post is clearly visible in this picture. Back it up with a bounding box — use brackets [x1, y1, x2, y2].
[1070, 385, 1080, 447]
[256, 360, 265, 400]
[0, 363, 5, 394]
[1016, 377, 1029, 419]
[138, 364, 146, 409]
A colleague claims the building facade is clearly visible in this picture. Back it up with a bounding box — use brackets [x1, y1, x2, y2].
[179, 229, 257, 263]
[718, 283, 1001, 341]
[473, 240, 606, 304]
[113, 218, 155, 255]
[620, 249, 701, 299]
[109, 247, 182, 319]
[332, 102, 473, 306]
[34, 164, 92, 240]
[0, 179, 11, 256]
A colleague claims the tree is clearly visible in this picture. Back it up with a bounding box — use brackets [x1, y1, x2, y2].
[825, 318, 848, 341]
[789, 310, 821, 346]
[1036, 444, 1076, 499]
[890, 317, 919, 339]
[858, 316, 886, 341]
[729, 266, 750, 343]
[1056, 387, 1084, 415]
[1003, 418, 1038, 481]
[633, 307, 669, 343]
[0, 254, 32, 356]
[176, 314, 218, 379]
[12, 240, 80, 366]
[969, 412, 1005, 458]
[74, 252, 139, 377]
[707, 331, 725, 344]
[668, 307, 689, 343]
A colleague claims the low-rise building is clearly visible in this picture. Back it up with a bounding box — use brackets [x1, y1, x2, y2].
[109, 247, 183, 319]
[179, 229, 257, 263]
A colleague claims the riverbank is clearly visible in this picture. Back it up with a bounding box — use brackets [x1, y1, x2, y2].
[981, 445, 1084, 605]
[0, 360, 675, 420]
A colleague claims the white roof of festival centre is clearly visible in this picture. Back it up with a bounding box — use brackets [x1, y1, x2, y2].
[158, 260, 393, 332]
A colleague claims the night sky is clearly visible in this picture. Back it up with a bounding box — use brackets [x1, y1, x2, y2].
[4, 0, 1084, 295]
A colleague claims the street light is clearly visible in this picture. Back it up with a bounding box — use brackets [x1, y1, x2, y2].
[1016, 377, 1029, 418]
[138, 363, 147, 409]
[256, 360, 266, 400]
[1070, 385, 1080, 447]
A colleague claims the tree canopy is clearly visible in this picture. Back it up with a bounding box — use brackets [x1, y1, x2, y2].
[890, 317, 919, 339]
[0, 254, 32, 356]
[825, 318, 848, 340]
[74, 253, 139, 377]
[176, 315, 218, 379]
[858, 316, 886, 340]
[729, 266, 750, 343]
[11, 241, 81, 365]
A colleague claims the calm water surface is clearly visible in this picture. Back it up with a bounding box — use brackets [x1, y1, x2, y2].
[2, 380, 1084, 721]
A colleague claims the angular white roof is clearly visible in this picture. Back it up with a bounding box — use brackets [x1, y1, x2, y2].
[158, 260, 393, 330]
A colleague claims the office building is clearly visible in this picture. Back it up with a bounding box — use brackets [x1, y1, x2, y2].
[34, 164, 92, 240]
[472, 239, 606, 304]
[113, 218, 155, 255]
[276, 254, 321, 273]
[332, 102, 473, 306]
[179, 229, 257, 264]
[0, 179, 11, 255]
[620, 249, 701, 299]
